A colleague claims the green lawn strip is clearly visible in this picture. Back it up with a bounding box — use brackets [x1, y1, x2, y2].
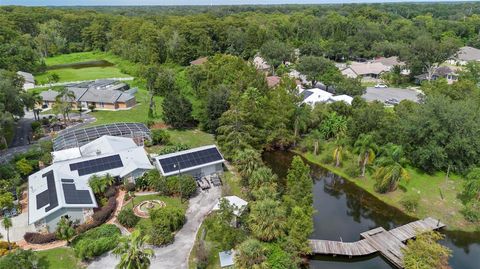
[223, 171, 246, 200]
[124, 194, 186, 210]
[37, 247, 84, 269]
[188, 218, 223, 269]
[298, 150, 475, 232]
[166, 129, 215, 148]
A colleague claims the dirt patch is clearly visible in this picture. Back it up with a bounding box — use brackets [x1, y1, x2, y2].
[151, 123, 169, 129]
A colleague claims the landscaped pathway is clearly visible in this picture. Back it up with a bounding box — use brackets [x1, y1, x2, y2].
[88, 186, 221, 269]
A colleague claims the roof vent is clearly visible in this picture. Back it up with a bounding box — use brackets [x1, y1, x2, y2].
[96, 149, 101, 155]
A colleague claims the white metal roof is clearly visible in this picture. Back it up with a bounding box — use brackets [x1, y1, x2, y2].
[212, 196, 248, 217]
[154, 145, 224, 177]
[219, 250, 235, 268]
[28, 136, 153, 224]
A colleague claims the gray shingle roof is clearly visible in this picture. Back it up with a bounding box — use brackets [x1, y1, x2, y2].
[456, 46, 480, 61]
[17, 71, 35, 84]
[78, 88, 122, 103]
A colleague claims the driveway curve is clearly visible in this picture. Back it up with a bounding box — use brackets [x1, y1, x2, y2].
[88, 187, 221, 269]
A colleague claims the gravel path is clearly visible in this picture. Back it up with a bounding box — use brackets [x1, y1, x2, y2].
[88, 187, 221, 269]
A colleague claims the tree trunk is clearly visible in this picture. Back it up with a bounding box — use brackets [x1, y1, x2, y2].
[314, 140, 318, 155]
[293, 118, 299, 147]
[361, 152, 369, 177]
[6, 230, 10, 251]
[335, 149, 341, 167]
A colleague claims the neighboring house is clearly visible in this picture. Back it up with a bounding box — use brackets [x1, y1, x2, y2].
[266, 76, 281, 88]
[288, 69, 309, 85]
[154, 145, 225, 177]
[28, 136, 153, 232]
[447, 46, 480, 66]
[301, 88, 353, 106]
[373, 56, 410, 75]
[415, 66, 459, 84]
[219, 250, 235, 268]
[341, 62, 390, 79]
[17, 71, 35, 90]
[40, 86, 136, 110]
[190, 56, 208, 66]
[253, 55, 270, 72]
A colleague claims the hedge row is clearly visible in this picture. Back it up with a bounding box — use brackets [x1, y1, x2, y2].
[23, 232, 56, 244]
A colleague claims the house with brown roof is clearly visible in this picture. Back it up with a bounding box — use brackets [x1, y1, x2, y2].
[414, 66, 460, 84]
[266, 76, 281, 88]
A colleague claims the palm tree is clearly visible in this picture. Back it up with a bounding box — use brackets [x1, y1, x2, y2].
[54, 87, 75, 125]
[373, 144, 410, 193]
[353, 134, 378, 177]
[2, 216, 12, 250]
[104, 173, 115, 187]
[309, 129, 323, 156]
[89, 175, 107, 195]
[114, 230, 154, 269]
[233, 148, 262, 180]
[55, 216, 75, 244]
[248, 199, 286, 241]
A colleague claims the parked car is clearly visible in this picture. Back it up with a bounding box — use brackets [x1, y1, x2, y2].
[375, 83, 388, 88]
[385, 98, 400, 105]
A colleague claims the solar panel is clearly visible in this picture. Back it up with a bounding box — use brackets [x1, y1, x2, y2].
[159, 147, 223, 174]
[62, 184, 93, 204]
[70, 155, 123, 176]
[36, 170, 59, 212]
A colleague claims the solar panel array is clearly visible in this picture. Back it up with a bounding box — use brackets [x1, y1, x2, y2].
[62, 182, 93, 205]
[70, 155, 123, 176]
[53, 122, 151, 151]
[159, 147, 223, 173]
[36, 170, 59, 212]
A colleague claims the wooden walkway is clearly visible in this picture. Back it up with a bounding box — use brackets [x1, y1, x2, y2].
[309, 217, 445, 268]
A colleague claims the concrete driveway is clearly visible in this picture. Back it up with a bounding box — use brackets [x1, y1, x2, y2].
[88, 186, 221, 269]
[0, 212, 36, 242]
[362, 87, 422, 103]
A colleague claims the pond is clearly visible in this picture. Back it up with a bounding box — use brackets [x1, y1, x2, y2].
[47, 60, 114, 70]
[263, 150, 480, 269]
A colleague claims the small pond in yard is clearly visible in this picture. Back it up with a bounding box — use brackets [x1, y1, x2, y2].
[263, 150, 480, 269]
[47, 60, 114, 70]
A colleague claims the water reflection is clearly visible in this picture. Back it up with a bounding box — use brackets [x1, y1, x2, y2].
[263, 150, 480, 269]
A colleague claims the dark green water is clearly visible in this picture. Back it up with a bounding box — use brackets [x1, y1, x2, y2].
[47, 60, 114, 70]
[263, 150, 480, 269]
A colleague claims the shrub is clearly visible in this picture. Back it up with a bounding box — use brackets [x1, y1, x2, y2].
[164, 175, 197, 198]
[92, 197, 116, 223]
[134, 176, 149, 190]
[151, 129, 170, 145]
[150, 206, 186, 232]
[125, 182, 136, 192]
[400, 193, 421, 213]
[72, 224, 120, 261]
[30, 121, 41, 131]
[118, 208, 140, 228]
[0, 249, 40, 268]
[75, 221, 102, 234]
[0, 241, 19, 256]
[462, 201, 480, 222]
[158, 144, 190, 155]
[23, 232, 56, 244]
[104, 186, 116, 198]
[145, 120, 155, 128]
[344, 161, 361, 178]
[15, 158, 33, 176]
[149, 223, 174, 246]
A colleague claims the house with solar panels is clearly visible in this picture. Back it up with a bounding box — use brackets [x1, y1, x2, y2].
[154, 145, 225, 178]
[28, 135, 154, 232]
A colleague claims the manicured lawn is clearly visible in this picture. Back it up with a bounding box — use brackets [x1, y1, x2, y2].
[222, 170, 246, 200]
[124, 194, 186, 210]
[36, 66, 130, 84]
[166, 129, 214, 147]
[300, 149, 474, 231]
[89, 86, 163, 126]
[37, 247, 84, 269]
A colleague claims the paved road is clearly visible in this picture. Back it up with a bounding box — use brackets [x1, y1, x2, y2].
[88, 187, 221, 269]
[10, 117, 34, 147]
[362, 87, 422, 103]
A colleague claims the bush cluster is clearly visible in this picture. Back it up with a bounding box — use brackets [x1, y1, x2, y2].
[151, 129, 170, 145]
[104, 186, 116, 198]
[117, 208, 140, 228]
[157, 144, 190, 155]
[141, 206, 186, 246]
[72, 224, 121, 261]
[23, 232, 56, 244]
[400, 193, 421, 213]
[92, 197, 116, 223]
[0, 241, 19, 256]
[124, 182, 136, 192]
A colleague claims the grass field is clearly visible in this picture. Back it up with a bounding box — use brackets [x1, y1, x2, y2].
[37, 247, 84, 269]
[36, 66, 129, 84]
[300, 148, 475, 232]
[36, 51, 134, 84]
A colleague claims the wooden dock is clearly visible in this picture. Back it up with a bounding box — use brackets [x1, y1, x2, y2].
[309, 217, 445, 268]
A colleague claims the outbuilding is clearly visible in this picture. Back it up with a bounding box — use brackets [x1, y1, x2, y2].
[153, 145, 225, 178]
